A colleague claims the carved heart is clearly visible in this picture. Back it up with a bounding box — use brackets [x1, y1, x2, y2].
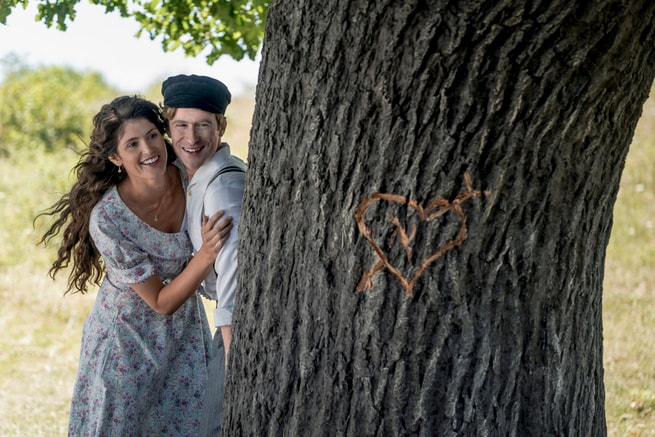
[354, 173, 486, 296]
[354, 194, 467, 296]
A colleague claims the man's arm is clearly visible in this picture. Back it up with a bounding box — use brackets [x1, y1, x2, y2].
[220, 325, 232, 366]
[206, 175, 244, 366]
[211, 215, 238, 361]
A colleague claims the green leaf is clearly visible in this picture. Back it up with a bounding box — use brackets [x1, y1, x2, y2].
[1, 0, 268, 63]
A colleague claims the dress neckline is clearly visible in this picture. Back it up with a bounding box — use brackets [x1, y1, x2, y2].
[109, 173, 187, 235]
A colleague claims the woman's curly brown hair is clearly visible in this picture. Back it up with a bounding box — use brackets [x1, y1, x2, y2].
[37, 95, 175, 294]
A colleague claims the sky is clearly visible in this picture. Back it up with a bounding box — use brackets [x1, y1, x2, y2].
[0, 2, 261, 97]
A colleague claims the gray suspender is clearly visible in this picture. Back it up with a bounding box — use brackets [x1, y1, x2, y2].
[199, 165, 246, 219]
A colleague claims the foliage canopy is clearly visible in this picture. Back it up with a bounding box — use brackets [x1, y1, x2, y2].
[0, 0, 268, 63]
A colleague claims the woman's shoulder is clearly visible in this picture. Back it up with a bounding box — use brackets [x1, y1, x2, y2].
[90, 187, 129, 227]
[92, 186, 119, 211]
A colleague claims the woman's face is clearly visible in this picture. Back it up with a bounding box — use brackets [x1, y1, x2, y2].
[109, 118, 168, 182]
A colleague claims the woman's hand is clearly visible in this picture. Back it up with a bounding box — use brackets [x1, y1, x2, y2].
[197, 210, 233, 265]
[131, 210, 234, 315]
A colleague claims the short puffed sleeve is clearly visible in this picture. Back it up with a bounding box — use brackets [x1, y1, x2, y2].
[89, 197, 155, 285]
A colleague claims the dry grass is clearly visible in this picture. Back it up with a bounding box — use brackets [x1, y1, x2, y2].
[0, 266, 95, 436]
[603, 90, 655, 437]
[1, 90, 654, 435]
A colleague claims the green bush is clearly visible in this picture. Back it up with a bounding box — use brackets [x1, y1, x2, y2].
[0, 61, 118, 156]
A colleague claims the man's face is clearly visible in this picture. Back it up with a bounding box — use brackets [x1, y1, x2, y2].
[168, 107, 225, 179]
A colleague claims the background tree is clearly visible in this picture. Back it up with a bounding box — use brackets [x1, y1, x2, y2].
[225, 1, 655, 436]
[0, 60, 116, 156]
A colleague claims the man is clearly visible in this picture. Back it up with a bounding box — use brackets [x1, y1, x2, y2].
[161, 74, 247, 436]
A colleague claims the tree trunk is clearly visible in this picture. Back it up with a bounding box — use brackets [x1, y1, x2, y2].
[225, 1, 655, 435]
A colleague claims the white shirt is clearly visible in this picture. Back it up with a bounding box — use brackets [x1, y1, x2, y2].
[184, 144, 246, 327]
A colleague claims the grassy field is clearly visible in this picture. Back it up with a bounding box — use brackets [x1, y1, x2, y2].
[603, 90, 655, 436]
[1, 91, 654, 436]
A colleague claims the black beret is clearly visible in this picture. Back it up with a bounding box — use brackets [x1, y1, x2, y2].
[162, 74, 231, 114]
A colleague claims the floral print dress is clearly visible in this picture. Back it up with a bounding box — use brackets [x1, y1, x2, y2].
[68, 187, 212, 436]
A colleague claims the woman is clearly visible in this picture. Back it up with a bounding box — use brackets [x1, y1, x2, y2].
[39, 95, 232, 435]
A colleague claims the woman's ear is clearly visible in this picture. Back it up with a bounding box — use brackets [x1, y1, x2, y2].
[108, 155, 122, 169]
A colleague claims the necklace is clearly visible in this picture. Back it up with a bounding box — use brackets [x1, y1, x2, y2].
[153, 200, 164, 222]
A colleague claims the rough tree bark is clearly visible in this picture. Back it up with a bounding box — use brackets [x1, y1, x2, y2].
[225, 1, 655, 436]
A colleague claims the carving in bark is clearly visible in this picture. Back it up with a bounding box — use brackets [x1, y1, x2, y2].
[354, 172, 490, 296]
[225, 1, 655, 435]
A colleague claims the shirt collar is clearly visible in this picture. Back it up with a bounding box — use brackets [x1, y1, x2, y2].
[187, 143, 232, 186]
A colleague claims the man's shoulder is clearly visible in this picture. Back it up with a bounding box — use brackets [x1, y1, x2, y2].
[206, 162, 246, 192]
[208, 146, 247, 182]
[222, 155, 248, 174]
[217, 143, 247, 170]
